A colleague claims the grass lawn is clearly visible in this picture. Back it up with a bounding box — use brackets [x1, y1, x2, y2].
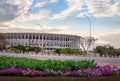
[0, 75, 120, 81]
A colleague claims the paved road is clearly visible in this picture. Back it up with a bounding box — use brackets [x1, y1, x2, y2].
[0, 52, 120, 65]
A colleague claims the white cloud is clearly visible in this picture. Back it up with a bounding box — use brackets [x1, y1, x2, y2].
[78, 0, 120, 17]
[0, 0, 51, 22]
[17, 9, 51, 21]
[46, 26, 69, 33]
[49, 0, 58, 3]
[1, 0, 119, 21]
[110, 2, 120, 16]
[72, 28, 120, 48]
[52, 0, 85, 19]
[0, 22, 12, 27]
[52, 0, 120, 19]
[33, 2, 47, 8]
[0, 1, 18, 22]
[0, 25, 69, 34]
[95, 29, 120, 48]
[0, 0, 33, 22]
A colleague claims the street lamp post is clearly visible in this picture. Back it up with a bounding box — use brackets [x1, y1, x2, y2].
[37, 24, 44, 55]
[83, 15, 92, 53]
[83, 15, 91, 38]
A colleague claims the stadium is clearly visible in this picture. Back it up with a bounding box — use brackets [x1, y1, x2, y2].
[5, 33, 81, 50]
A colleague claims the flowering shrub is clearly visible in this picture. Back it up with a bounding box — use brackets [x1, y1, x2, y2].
[0, 65, 119, 77]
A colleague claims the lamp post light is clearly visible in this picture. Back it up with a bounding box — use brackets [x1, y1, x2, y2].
[83, 15, 93, 52]
[83, 15, 91, 38]
[37, 24, 44, 55]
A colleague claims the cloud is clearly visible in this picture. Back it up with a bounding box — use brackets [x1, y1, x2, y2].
[96, 29, 120, 48]
[33, 2, 47, 8]
[52, 0, 84, 19]
[0, 0, 52, 22]
[0, 0, 33, 22]
[0, 25, 69, 34]
[78, 0, 120, 17]
[0, 23, 12, 27]
[46, 26, 69, 33]
[1, 0, 119, 22]
[0, 0, 19, 22]
[17, 9, 51, 21]
[49, 0, 58, 3]
[52, 0, 120, 19]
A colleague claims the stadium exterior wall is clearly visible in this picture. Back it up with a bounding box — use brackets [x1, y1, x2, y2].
[5, 33, 81, 50]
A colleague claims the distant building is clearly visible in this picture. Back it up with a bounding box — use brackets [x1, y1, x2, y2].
[5, 33, 81, 50]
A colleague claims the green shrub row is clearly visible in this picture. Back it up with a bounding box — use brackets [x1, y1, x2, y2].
[0, 56, 97, 70]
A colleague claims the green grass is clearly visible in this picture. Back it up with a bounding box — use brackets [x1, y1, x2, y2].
[0, 75, 120, 81]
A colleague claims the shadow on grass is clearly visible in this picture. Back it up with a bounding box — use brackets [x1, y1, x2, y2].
[0, 75, 120, 81]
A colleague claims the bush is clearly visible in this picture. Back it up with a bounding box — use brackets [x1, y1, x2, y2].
[0, 56, 97, 70]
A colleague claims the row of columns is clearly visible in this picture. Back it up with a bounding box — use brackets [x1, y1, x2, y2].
[6, 33, 80, 50]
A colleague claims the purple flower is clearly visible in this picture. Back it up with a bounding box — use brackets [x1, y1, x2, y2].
[85, 68, 94, 77]
[0, 65, 119, 77]
[28, 70, 42, 77]
[93, 68, 102, 76]
[75, 70, 82, 76]
[1, 67, 18, 75]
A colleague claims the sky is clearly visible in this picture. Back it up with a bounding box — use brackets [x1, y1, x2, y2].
[0, 0, 120, 48]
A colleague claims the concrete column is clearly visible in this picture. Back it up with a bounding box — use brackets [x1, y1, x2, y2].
[28, 33, 29, 46]
[24, 34, 25, 46]
[37, 34, 39, 47]
[34, 34, 36, 47]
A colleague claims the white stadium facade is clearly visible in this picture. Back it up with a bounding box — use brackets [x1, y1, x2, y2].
[5, 33, 81, 50]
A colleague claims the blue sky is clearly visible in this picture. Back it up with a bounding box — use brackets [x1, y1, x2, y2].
[0, 0, 120, 48]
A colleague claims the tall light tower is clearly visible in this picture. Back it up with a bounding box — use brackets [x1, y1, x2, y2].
[37, 24, 44, 55]
[84, 15, 91, 37]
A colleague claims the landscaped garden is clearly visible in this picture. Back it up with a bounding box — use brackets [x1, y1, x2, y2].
[0, 56, 120, 77]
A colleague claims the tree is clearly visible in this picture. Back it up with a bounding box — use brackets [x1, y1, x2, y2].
[25, 46, 30, 53]
[95, 46, 107, 57]
[93, 48, 97, 56]
[60, 48, 66, 55]
[34, 47, 41, 54]
[65, 48, 74, 55]
[116, 48, 120, 58]
[105, 44, 120, 58]
[106, 45, 114, 57]
[54, 48, 79, 56]
[14, 45, 25, 54]
[95, 44, 120, 58]
[73, 50, 79, 55]
[80, 37, 97, 56]
[0, 33, 6, 52]
[54, 48, 61, 56]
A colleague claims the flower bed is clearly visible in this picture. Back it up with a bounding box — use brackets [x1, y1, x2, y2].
[0, 65, 119, 77]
